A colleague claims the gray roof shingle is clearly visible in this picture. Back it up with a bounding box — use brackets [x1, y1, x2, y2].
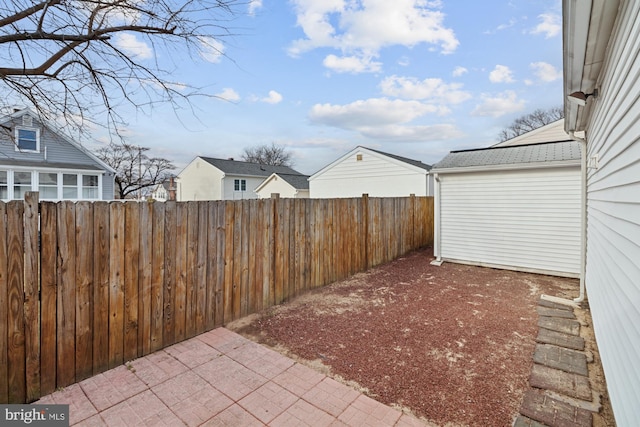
[277, 173, 310, 190]
[200, 157, 303, 177]
[433, 141, 581, 170]
[366, 147, 432, 171]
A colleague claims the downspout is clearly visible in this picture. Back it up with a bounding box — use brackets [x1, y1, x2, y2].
[430, 173, 443, 266]
[571, 131, 588, 304]
[542, 131, 587, 307]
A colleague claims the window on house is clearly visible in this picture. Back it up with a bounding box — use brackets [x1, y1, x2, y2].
[63, 174, 78, 198]
[15, 128, 39, 152]
[0, 171, 7, 199]
[39, 172, 58, 199]
[13, 171, 32, 199]
[234, 179, 246, 191]
[82, 175, 99, 199]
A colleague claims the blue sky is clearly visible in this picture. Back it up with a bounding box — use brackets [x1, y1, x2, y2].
[101, 0, 563, 176]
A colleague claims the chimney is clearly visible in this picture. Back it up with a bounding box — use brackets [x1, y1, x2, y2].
[168, 176, 177, 201]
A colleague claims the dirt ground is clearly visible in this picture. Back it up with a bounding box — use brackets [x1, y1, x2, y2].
[229, 247, 611, 426]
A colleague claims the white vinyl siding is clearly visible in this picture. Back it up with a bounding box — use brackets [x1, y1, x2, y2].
[578, 2, 640, 424]
[439, 167, 581, 277]
[310, 149, 429, 198]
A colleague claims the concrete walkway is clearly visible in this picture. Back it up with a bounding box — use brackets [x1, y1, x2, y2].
[36, 328, 428, 426]
[515, 298, 601, 427]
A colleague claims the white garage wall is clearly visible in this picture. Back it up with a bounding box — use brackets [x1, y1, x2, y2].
[310, 149, 428, 198]
[439, 166, 581, 277]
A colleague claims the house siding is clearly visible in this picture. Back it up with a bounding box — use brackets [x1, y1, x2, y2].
[0, 113, 114, 200]
[177, 158, 223, 201]
[256, 177, 306, 198]
[581, 2, 640, 424]
[310, 149, 428, 198]
[438, 167, 581, 276]
[222, 176, 264, 200]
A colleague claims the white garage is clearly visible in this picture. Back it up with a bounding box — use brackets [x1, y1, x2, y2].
[432, 140, 582, 278]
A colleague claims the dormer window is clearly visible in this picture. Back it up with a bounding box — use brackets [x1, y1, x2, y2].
[15, 127, 40, 152]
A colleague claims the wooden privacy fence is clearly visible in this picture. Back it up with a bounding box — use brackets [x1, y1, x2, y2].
[0, 193, 434, 404]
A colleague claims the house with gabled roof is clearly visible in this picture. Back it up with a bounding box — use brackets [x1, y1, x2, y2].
[177, 156, 305, 201]
[0, 107, 115, 201]
[254, 172, 310, 199]
[432, 138, 582, 278]
[308, 146, 433, 199]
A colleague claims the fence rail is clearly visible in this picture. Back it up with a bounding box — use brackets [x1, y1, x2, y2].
[0, 193, 433, 403]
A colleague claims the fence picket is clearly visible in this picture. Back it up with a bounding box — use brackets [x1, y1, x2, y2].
[7, 201, 26, 402]
[75, 202, 94, 381]
[24, 193, 40, 401]
[92, 202, 110, 374]
[139, 202, 153, 355]
[108, 202, 125, 369]
[0, 204, 7, 403]
[150, 202, 165, 352]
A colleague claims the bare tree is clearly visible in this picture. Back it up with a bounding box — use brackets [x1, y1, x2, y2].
[0, 0, 242, 138]
[498, 107, 564, 142]
[241, 142, 294, 166]
[96, 141, 174, 199]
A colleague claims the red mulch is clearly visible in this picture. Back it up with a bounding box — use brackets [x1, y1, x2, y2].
[230, 247, 578, 426]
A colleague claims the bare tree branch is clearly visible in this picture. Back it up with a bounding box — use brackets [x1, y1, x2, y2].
[498, 107, 564, 142]
[0, 0, 243, 139]
[96, 141, 175, 199]
[241, 142, 294, 166]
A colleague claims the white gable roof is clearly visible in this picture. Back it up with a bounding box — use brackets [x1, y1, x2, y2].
[492, 119, 570, 147]
[309, 146, 431, 180]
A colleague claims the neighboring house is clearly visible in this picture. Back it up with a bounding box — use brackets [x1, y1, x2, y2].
[150, 176, 178, 201]
[0, 108, 115, 201]
[564, 1, 640, 425]
[255, 173, 310, 199]
[491, 118, 569, 147]
[177, 156, 304, 201]
[431, 139, 582, 278]
[309, 146, 433, 199]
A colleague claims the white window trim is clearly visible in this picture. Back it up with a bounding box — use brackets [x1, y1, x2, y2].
[234, 178, 247, 192]
[0, 167, 104, 201]
[14, 127, 41, 153]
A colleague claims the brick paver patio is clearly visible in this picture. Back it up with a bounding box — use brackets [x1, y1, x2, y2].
[36, 328, 430, 426]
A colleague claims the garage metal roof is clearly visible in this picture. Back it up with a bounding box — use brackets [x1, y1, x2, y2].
[433, 140, 581, 171]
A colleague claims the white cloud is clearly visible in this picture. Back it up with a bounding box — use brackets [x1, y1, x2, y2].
[452, 66, 468, 77]
[323, 54, 382, 74]
[199, 37, 225, 63]
[114, 33, 152, 59]
[530, 61, 562, 82]
[310, 98, 438, 128]
[489, 65, 515, 83]
[530, 13, 561, 38]
[471, 91, 525, 118]
[261, 90, 283, 104]
[484, 18, 517, 35]
[357, 124, 462, 141]
[308, 97, 460, 141]
[289, 0, 459, 72]
[379, 75, 471, 104]
[216, 88, 240, 102]
[248, 0, 263, 15]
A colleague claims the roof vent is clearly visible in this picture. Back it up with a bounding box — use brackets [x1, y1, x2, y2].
[228, 157, 234, 161]
[356, 154, 363, 161]
[22, 115, 33, 127]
